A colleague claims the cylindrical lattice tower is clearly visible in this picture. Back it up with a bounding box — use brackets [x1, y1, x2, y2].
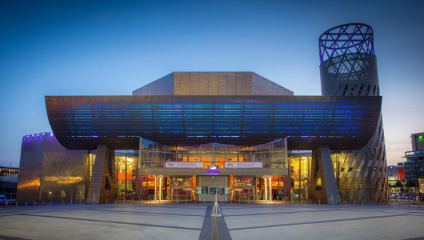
[319, 23, 388, 202]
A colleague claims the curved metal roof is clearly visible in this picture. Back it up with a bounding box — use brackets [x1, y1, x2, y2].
[45, 95, 382, 150]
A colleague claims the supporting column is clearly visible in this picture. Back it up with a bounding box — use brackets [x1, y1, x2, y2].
[269, 177, 272, 201]
[159, 176, 162, 200]
[309, 145, 340, 204]
[264, 177, 267, 201]
[154, 176, 157, 201]
[87, 145, 117, 204]
[124, 155, 127, 204]
[136, 137, 142, 200]
[299, 156, 301, 200]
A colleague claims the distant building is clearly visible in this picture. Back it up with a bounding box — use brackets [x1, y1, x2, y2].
[404, 150, 424, 183]
[0, 166, 19, 176]
[0, 174, 18, 199]
[387, 163, 405, 184]
[411, 132, 424, 151]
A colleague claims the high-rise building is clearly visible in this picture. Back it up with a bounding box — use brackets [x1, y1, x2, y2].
[411, 132, 424, 151]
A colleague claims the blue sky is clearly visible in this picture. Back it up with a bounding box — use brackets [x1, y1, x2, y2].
[1, 0, 423, 167]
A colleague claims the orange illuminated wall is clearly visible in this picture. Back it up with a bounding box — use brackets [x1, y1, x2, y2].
[399, 167, 405, 180]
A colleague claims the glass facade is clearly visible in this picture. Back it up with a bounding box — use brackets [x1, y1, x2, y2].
[139, 138, 287, 169]
[289, 155, 311, 200]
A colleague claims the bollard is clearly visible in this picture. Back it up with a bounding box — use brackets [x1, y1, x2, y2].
[150, 199, 152, 204]
[43, 201, 44, 205]
[292, 199, 293, 204]
[62, 200, 64, 205]
[5, 201, 7, 208]
[71, 199, 73, 205]
[354, 200, 355, 205]
[186, 199, 187, 204]
[177, 198, 179, 204]
[408, 201, 409, 207]
[310, 199, 311, 204]
[51, 200, 52, 205]
[248, 198, 249, 204]
[204, 198, 205, 204]
[222, 198, 224, 204]
[106, 199, 108, 204]
[16, 201, 17, 207]
[362, 200, 364, 205]
[301, 199, 302, 204]
[141, 199, 142, 204]
[132, 199, 134, 204]
[25, 202, 27, 206]
[345, 200, 346, 204]
[34, 201, 35, 206]
[319, 199, 320, 205]
[239, 198, 241, 204]
[283, 199, 284, 204]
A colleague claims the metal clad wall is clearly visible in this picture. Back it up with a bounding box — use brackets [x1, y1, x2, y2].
[253, 73, 294, 96]
[17, 134, 87, 201]
[17, 135, 44, 201]
[132, 72, 293, 96]
[40, 136, 87, 201]
[132, 73, 174, 95]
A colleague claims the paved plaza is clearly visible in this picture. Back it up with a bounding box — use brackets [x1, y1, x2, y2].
[1, 202, 424, 240]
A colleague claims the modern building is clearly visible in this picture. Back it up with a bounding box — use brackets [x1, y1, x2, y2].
[388, 163, 405, 183]
[411, 132, 424, 151]
[404, 150, 424, 183]
[17, 23, 388, 204]
[0, 166, 19, 177]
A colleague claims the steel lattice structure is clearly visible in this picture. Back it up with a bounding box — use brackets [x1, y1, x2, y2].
[319, 23, 374, 64]
[319, 23, 388, 203]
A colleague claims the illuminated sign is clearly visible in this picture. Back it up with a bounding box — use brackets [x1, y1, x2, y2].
[210, 166, 217, 170]
[206, 170, 220, 175]
[225, 162, 263, 168]
[165, 162, 203, 168]
[419, 135, 423, 143]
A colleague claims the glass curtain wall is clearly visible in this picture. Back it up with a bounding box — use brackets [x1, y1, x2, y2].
[138, 138, 287, 169]
[116, 156, 135, 200]
[289, 155, 311, 200]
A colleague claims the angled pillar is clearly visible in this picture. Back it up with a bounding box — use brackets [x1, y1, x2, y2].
[309, 145, 340, 204]
[87, 145, 117, 203]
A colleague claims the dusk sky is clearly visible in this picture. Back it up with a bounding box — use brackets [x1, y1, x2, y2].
[1, 0, 423, 167]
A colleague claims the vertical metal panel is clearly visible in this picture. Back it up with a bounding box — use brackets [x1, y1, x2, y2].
[17, 135, 44, 201]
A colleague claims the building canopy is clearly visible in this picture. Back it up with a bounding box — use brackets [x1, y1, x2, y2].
[46, 95, 381, 150]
